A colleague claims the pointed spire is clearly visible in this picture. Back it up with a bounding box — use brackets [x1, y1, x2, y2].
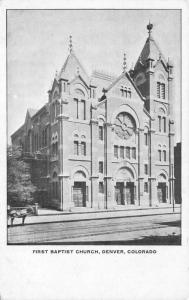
[123, 52, 127, 73]
[69, 35, 73, 53]
[147, 21, 153, 38]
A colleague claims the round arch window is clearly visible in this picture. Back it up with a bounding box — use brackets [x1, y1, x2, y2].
[114, 112, 136, 140]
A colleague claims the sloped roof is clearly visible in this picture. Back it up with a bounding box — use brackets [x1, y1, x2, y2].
[134, 35, 167, 70]
[106, 72, 145, 101]
[27, 108, 38, 117]
[58, 50, 89, 85]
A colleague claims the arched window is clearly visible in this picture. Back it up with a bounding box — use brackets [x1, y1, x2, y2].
[81, 142, 86, 156]
[163, 150, 166, 162]
[156, 73, 166, 99]
[144, 127, 149, 146]
[158, 107, 166, 133]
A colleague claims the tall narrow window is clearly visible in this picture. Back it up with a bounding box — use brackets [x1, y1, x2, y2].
[126, 147, 130, 159]
[81, 100, 86, 120]
[162, 117, 166, 132]
[163, 150, 166, 162]
[74, 141, 79, 155]
[161, 83, 165, 99]
[99, 126, 103, 140]
[99, 161, 103, 173]
[74, 99, 79, 119]
[158, 150, 161, 161]
[81, 142, 86, 156]
[99, 182, 104, 193]
[144, 133, 148, 146]
[158, 116, 161, 132]
[144, 182, 148, 193]
[114, 145, 118, 158]
[120, 146, 124, 158]
[128, 88, 131, 98]
[144, 164, 148, 175]
[132, 147, 136, 159]
[157, 82, 160, 98]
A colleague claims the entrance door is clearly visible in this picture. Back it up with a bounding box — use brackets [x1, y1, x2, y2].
[73, 182, 86, 207]
[157, 183, 166, 203]
[126, 182, 134, 205]
[115, 182, 124, 205]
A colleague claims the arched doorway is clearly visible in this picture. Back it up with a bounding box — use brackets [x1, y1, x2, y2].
[115, 167, 136, 205]
[72, 171, 88, 207]
[157, 173, 168, 203]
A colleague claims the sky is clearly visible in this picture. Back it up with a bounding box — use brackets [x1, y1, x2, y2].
[7, 9, 181, 144]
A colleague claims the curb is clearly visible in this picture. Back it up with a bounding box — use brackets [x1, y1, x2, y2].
[8, 211, 181, 228]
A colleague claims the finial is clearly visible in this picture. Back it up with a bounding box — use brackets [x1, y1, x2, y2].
[55, 70, 58, 78]
[123, 52, 127, 73]
[69, 35, 73, 53]
[147, 21, 153, 37]
[159, 52, 162, 61]
[77, 66, 80, 75]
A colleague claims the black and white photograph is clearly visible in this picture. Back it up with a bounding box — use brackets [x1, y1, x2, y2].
[7, 9, 181, 245]
[1, 2, 189, 300]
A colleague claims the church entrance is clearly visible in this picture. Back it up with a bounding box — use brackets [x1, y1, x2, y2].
[115, 182, 124, 205]
[115, 182, 135, 205]
[126, 182, 135, 205]
[157, 182, 166, 203]
[73, 182, 86, 207]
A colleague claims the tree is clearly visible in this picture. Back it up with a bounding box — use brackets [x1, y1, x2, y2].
[7, 145, 37, 207]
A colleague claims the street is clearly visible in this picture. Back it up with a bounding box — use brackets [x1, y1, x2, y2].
[7, 212, 181, 245]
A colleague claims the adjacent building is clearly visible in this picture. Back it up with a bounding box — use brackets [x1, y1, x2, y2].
[11, 23, 176, 211]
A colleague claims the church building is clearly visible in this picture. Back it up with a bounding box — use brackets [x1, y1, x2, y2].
[11, 23, 175, 211]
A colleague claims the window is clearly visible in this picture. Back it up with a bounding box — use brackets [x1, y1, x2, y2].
[114, 145, 118, 158]
[132, 147, 136, 159]
[99, 126, 103, 140]
[81, 100, 86, 120]
[99, 161, 103, 173]
[157, 82, 161, 98]
[128, 88, 131, 98]
[74, 99, 79, 119]
[157, 82, 165, 99]
[158, 116, 161, 132]
[120, 146, 124, 158]
[63, 82, 67, 92]
[81, 142, 86, 156]
[158, 150, 161, 161]
[161, 83, 165, 99]
[144, 182, 148, 193]
[163, 150, 166, 162]
[126, 147, 130, 159]
[144, 164, 148, 175]
[99, 182, 104, 193]
[74, 141, 79, 155]
[162, 117, 166, 132]
[121, 86, 131, 98]
[144, 132, 148, 146]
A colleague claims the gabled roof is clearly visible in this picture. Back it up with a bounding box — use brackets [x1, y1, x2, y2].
[106, 72, 145, 101]
[58, 50, 89, 85]
[134, 35, 167, 70]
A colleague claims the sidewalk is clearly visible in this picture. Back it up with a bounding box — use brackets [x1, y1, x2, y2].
[8, 205, 181, 226]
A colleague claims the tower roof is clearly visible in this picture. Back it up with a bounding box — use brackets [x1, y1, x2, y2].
[134, 22, 167, 70]
[58, 36, 89, 84]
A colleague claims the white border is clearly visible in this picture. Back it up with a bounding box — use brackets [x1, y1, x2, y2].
[0, 1, 189, 300]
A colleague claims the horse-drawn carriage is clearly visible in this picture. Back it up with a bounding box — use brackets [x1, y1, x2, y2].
[7, 205, 36, 226]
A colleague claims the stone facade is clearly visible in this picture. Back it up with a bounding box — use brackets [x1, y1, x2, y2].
[11, 23, 176, 211]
